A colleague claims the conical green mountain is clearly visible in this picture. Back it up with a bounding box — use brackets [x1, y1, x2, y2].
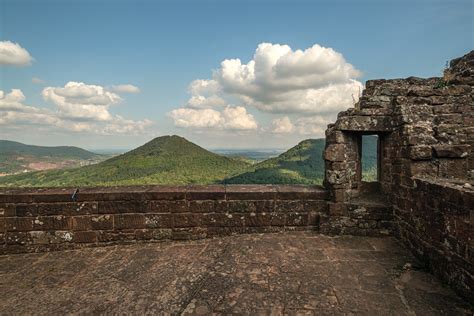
[0, 135, 250, 187]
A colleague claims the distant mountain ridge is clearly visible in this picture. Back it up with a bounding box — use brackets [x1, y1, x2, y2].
[0, 140, 99, 159]
[0, 140, 103, 175]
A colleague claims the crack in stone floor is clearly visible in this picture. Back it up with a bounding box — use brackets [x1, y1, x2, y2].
[0, 232, 472, 315]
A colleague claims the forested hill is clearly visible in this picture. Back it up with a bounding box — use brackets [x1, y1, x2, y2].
[225, 135, 378, 184]
[225, 139, 326, 184]
[0, 140, 103, 175]
[0, 140, 99, 160]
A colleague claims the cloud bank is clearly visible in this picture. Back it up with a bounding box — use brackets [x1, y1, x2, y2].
[0, 41, 34, 66]
[168, 42, 362, 137]
[0, 82, 152, 135]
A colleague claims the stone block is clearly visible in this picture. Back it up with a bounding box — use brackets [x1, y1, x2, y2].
[227, 200, 274, 213]
[304, 200, 328, 213]
[72, 215, 113, 231]
[407, 134, 437, 146]
[326, 130, 349, 143]
[434, 114, 463, 125]
[275, 185, 328, 200]
[328, 203, 348, 216]
[144, 213, 173, 228]
[147, 200, 188, 213]
[438, 159, 468, 179]
[0, 204, 16, 217]
[72, 231, 97, 243]
[5, 218, 34, 232]
[14, 204, 38, 217]
[202, 213, 245, 227]
[408, 145, 432, 160]
[245, 212, 285, 227]
[186, 185, 225, 200]
[173, 213, 201, 228]
[189, 200, 226, 213]
[99, 200, 145, 214]
[225, 185, 277, 200]
[433, 145, 470, 158]
[5, 232, 32, 245]
[324, 144, 348, 162]
[275, 200, 304, 213]
[114, 214, 146, 230]
[97, 229, 136, 242]
[143, 186, 187, 200]
[286, 212, 309, 226]
[34, 216, 71, 231]
[335, 115, 393, 132]
[358, 95, 392, 108]
[326, 169, 355, 185]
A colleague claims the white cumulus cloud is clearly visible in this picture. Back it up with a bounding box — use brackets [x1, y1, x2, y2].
[0, 87, 153, 135]
[168, 42, 362, 138]
[213, 43, 362, 115]
[42, 81, 122, 121]
[0, 41, 34, 66]
[168, 105, 257, 131]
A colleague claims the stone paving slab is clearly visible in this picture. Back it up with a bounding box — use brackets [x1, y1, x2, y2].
[0, 232, 471, 315]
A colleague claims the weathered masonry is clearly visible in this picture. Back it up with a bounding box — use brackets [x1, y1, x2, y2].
[323, 50, 473, 300]
[0, 51, 472, 301]
[0, 185, 328, 254]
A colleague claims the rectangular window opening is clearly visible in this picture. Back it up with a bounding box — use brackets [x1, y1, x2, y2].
[361, 135, 379, 182]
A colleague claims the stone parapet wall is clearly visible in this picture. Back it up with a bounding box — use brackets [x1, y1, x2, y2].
[0, 185, 329, 254]
[394, 177, 473, 301]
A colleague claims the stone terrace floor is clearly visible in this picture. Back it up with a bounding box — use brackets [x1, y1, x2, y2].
[1, 232, 472, 315]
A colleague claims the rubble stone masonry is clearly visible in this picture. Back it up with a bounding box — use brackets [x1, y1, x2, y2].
[323, 50, 473, 301]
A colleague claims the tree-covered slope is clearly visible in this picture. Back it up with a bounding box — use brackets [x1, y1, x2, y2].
[0, 140, 103, 174]
[0, 140, 99, 159]
[225, 139, 327, 184]
[0, 135, 250, 187]
[225, 135, 378, 184]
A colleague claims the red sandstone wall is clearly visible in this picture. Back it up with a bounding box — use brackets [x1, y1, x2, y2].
[0, 185, 328, 254]
[394, 177, 473, 301]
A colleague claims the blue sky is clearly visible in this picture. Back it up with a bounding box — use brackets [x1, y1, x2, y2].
[0, 0, 472, 150]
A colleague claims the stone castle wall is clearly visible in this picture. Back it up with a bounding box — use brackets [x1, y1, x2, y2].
[323, 50, 473, 301]
[0, 185, 328, 254]
[394, 177, 472, 300]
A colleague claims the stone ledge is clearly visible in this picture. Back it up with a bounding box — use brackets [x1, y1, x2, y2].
[0, 184, 329, 203]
